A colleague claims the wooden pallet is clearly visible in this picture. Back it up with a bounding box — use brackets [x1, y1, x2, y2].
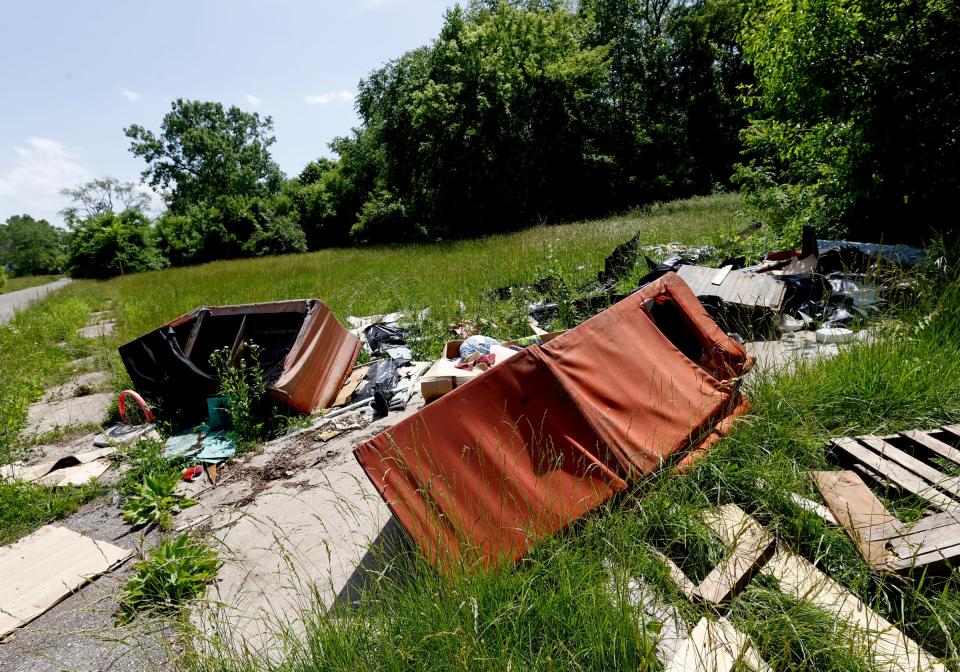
[816, 426, 960, 571]
[650, 505, 947, 672]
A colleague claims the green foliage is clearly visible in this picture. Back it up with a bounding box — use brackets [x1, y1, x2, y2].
[66, 209, 166, 279]
[737, 0, 960, 242]
[116, 438, 188, 502]
[0, 478, 104, 546]
[117, 534, 221, 624]
[209, 342, 267, 444]
[0, 214, 65, 276]
[125, 99, 284, 215]
[0, 267, 5, 289]
[121, 471, 198, 531]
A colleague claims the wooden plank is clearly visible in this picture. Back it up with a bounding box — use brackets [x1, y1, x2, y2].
[900, 430, 960, 468]
[859, 436, 960, 497]
[762, 548, 947, 672]
[649, 548, 698, 601]
[810, 470, 898, 567]
[890, 521, 960, 560]
[892, 538, 960, 570]
[227, 314, 248, 368]
[697, 505, 775, 604]
[831, 438, 960, 511]
[867, 510, 960, 543]
[614, 573, 686, 667]
[666, 617, 772, 672]
[711, 265, 733, 286]
[182, 310, 206, 359]
[938, 424, 960, 444]
[0, 526, 132, 638]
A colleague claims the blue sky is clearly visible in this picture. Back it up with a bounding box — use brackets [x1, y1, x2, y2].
[0, 0, 455, 225]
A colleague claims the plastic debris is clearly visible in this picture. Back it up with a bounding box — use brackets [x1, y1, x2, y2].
[815, 327, 856, 344]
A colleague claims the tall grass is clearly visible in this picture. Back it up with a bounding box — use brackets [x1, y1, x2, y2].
[0, 274, 61, 295]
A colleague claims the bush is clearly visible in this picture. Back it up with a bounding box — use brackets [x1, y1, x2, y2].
[117, 534, 221, 623]
[350, 189, 413, 244]
[0, 268, 6, 290]
[209, 342, 267, 445]
[66, 210, 167, 279]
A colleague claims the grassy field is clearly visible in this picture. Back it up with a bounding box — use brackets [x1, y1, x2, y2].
[0, 274, 61, 295]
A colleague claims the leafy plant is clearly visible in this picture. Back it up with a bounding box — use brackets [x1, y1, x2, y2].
[117, 534, 221, 624]
[209, 342, 267, 444]
[116, 437, 188, 502]
[121, 471, 197, 531]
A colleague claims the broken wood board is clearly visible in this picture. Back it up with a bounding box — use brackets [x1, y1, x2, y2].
[677, 266, 785, 310]
[696, 506, 774, 604]
[707, 505, 946, 672]
[666, 617, 772, 672]
[811, 470, 899, 567]
[333, 365, 370, 407]
[0, 526, 131, 638]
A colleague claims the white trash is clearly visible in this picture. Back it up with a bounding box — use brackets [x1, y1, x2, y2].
[815, 327, 856, 344]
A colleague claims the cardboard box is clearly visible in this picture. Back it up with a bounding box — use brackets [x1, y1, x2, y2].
[423, 332, 566, 403]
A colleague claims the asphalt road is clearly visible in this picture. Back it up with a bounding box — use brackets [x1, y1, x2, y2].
[0, 278, 72, 324]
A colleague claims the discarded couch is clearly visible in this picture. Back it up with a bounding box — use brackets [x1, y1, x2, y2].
[354, 272, 752, 568]
[119, 299, 360, 426]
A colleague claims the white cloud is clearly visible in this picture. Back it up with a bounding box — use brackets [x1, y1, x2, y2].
[119, 87, 142, 102]
[245, 93, 262, 107]
[0, 138, 92, 225]
[305, 90, 355, 105]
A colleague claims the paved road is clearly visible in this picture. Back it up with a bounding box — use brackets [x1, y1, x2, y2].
[0, 278, 72, 324]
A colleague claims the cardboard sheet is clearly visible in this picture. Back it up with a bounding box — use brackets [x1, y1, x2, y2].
[0, 526, 132, 638]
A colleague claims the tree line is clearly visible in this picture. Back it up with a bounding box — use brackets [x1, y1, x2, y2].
[3, 0, 956, 280]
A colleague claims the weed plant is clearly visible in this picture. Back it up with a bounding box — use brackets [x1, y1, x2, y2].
[117, 534, 221, 624]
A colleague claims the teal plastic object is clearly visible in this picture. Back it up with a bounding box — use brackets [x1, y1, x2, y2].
[207, 397, 230, 430]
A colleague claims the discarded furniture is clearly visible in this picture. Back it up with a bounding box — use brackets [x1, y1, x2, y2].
[354, 272, 752, 568]
[119, 299, 360, 425]
[0, 526, 131, 638]
[812, 425, 960, 571]
[653, 505, 947, 672]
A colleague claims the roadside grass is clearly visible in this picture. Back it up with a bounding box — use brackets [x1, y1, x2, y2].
[176, 273, 960, 669]
[0, 478, 104, 546]
[0, 274, 61, 295]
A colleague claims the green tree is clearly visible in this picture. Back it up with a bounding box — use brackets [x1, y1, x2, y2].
[736, 0, 960, 242]
[66, 210, 166, 279]
[60, 178, 152, 225]
[125, 99, 284, 214]
[0, 215, 65, 276]
[353, 3, 610, 237]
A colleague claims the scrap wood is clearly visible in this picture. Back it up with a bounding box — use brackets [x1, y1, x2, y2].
[830, 437, 960, 512]
[676, 265, 786, 310]
[696, 506, 775, 604]
[666, 617, 772, 672]
[810, 470, 899, 568]
[648, 508, 773, 606]
[708, 505, 947, 672]
[0, 526, 131, 639]
[333, 364, 370, 407]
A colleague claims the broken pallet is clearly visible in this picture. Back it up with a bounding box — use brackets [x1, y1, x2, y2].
[818, 426, 960, 570]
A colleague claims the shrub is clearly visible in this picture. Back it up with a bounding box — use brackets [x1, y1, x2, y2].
[209, 342, 267, 444]
[66, 210, 167, 279]
[117, 534, 221, 623]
